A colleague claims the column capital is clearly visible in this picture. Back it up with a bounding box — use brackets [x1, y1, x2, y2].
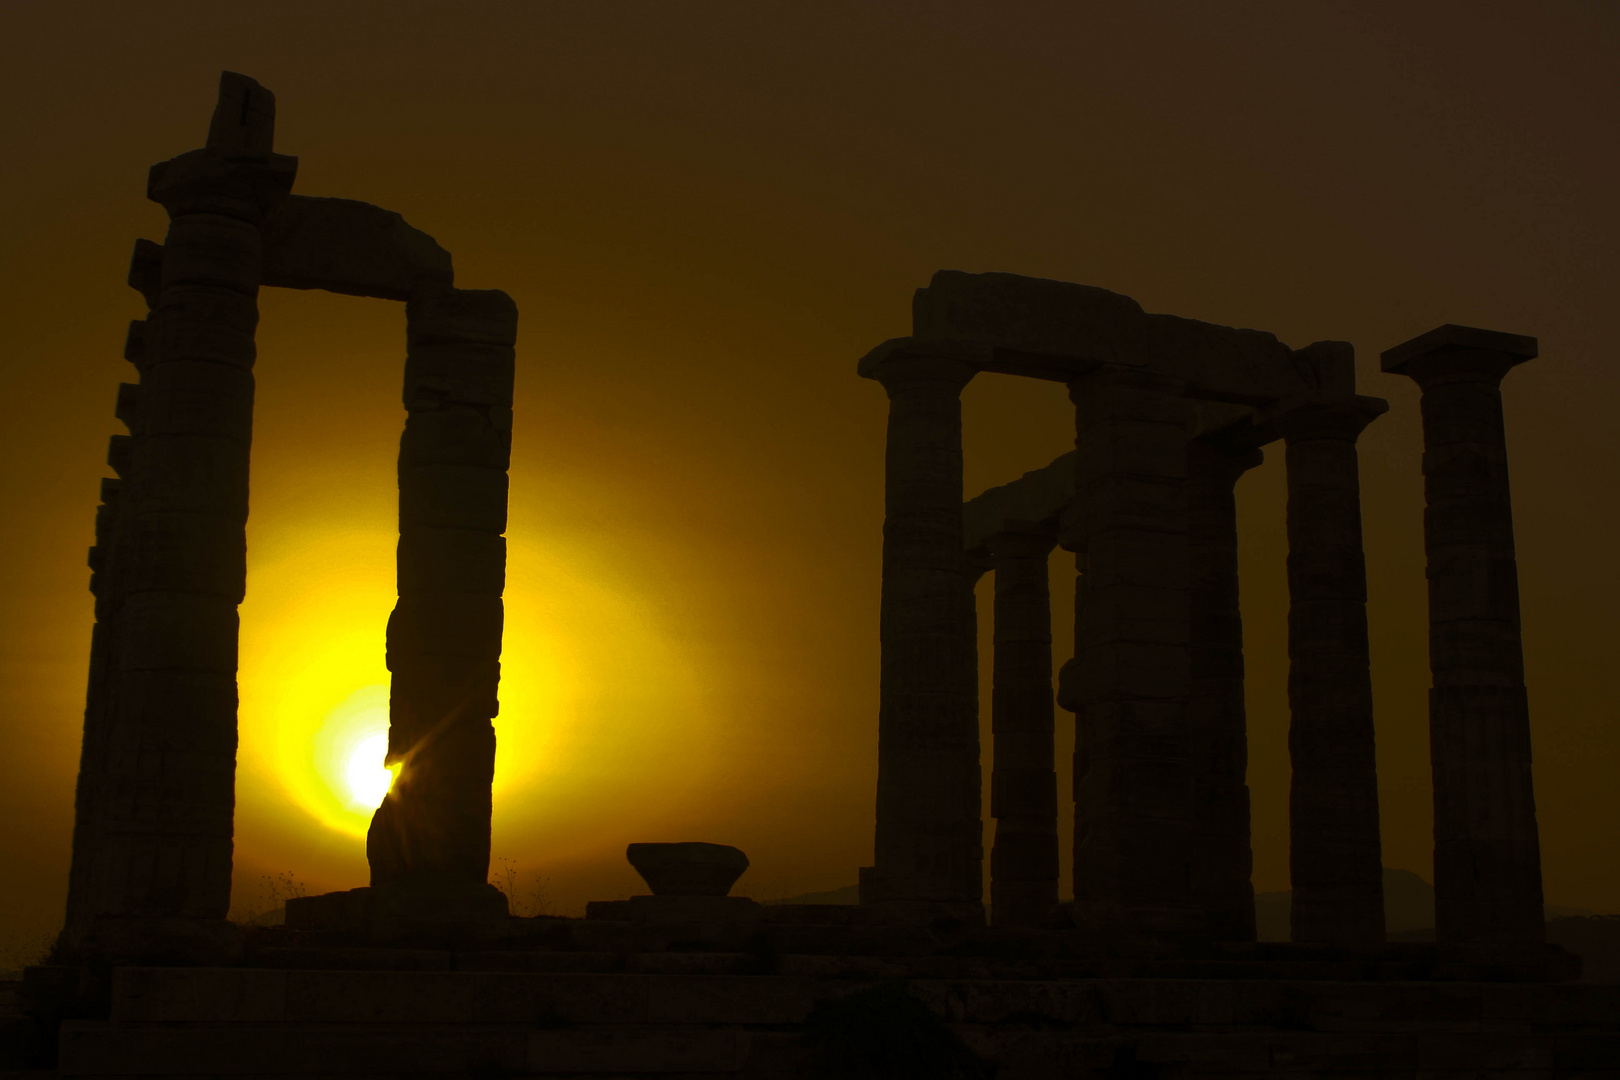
[1259, 393, 1389, 444]
[1189, 436, 1264, 480]
[1381, 324, 1537, 389]
[1066, 361, 1187, 401]
[146, 71, 298, 221]
[983, 519, 1059, 560]
[858, 337, 982, 392]
[148, 147, 298, 221]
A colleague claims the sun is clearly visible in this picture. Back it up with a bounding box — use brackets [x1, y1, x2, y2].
[315, 684, 398, 817]
[235, 520, 717, 858]
[343, 730, 395, 810]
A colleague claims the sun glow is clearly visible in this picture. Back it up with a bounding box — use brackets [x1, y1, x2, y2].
[233, 512, 716, 860]
[316, 686, 396, 814]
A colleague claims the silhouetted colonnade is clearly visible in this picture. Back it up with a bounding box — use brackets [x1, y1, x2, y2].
[858, 272, 1546, 944]
[59, 73, 1546, 958]
[63, 73, 514, 954]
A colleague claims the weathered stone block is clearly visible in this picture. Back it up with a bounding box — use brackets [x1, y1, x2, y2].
[113, 669, 238, 756]
[368, 880, 509, 942]
[385, 655, 501, 728]
[101, 746, 236, 827]
[990, 829, 1060, 877]
[1425, 500, 1516, 553]
[1428, 553, 1521, 624]
[1076, 476, 1188, 535]
[114, 382, 140, 429]
[527, 1025, 750, 1073]
[1286, 545, 1369, 601]
[405, 343, 515, 410]
[1077, 583, 1189, 646]
[117, 592, 238, 672]
[397, 526, 505, 595]
[106, 434, 133, 478]
[112, 966, 286, 1024]
[159, 214, 262, 293]
[400, 404, 511, 468]
[143, 285, 259, 368]
[1419, 382, 1511, 443]
[1423, 444, 1510, 498]
[127, 434, 251, 519]
[1074, 421, 1189, 481]
[386, 593, 504, 659]
[1286, 598, 1371, 655]
[399, 463, 508, 533]
[991, 768, 1058, 817]
[128, 238, 164, 306]
[118, 510, 246, 600]
[1082, 698, 1189, 755]
[1071, 642, 1190, 705]
[1428, 620, 1524, 684]
[1083, 530, 1191, 592]
[407, 287, 518, 347]
[134, 359, 255, 440]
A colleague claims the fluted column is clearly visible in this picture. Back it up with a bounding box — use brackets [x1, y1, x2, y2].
[858, 343, 981, 908]
[366, 287, 517, 922]
[1187, 438, 1262, 941]
[1066, 366, 1199, 936]
[1272, 359, 1389, 944]
[63, 249, 160, 950]
[64, 73, 295, 953]
[1382, 324, 1544, 944]
[986, 523, 1059, 928]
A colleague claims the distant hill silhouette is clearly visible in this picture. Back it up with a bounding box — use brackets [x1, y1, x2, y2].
[768, 884, 859, 906]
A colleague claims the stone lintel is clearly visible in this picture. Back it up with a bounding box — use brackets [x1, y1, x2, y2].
[962, 451, 1076, 552]
[261, 195, 454, 301]
[1381, 324, 1538, 374]
[909, 270, 1309, 404]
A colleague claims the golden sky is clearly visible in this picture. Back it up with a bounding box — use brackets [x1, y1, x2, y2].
[2, 1, 1616, 945]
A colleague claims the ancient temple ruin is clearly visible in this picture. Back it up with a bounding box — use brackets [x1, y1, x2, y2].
[859, 271, 1547, 947]
[25, 71, 1606, 1080]
[62, 72, 514, 956]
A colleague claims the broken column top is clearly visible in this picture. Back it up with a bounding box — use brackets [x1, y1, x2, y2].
[206, 71, 277, 153]
[1381, 323, 1539, 375]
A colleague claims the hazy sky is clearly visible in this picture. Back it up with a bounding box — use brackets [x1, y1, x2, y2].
[2, 1, 1616, 949]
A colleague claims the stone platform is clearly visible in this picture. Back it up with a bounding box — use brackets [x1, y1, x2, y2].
[10, 907, 1618, 1078]
[39, 964, 1620, 1077]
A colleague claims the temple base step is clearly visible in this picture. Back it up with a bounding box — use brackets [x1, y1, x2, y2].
[44, 966, 1620, 1077]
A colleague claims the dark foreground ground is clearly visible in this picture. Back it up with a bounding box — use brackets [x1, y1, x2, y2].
[1, 911, 1617, 1078]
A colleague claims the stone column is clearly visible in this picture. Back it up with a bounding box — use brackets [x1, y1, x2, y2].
[1273, 376, 1389, 944]
[985, 523, 1059, 928]
[1382, 324, 1544, 944]
[366, 286, 517, 930]
[1186, 437, 1262, 941]
[63, 245, 164, 950]
[1066, 366, 1199, 936]
[857, 343, 981, 910]
[63, 73, 296, 955]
